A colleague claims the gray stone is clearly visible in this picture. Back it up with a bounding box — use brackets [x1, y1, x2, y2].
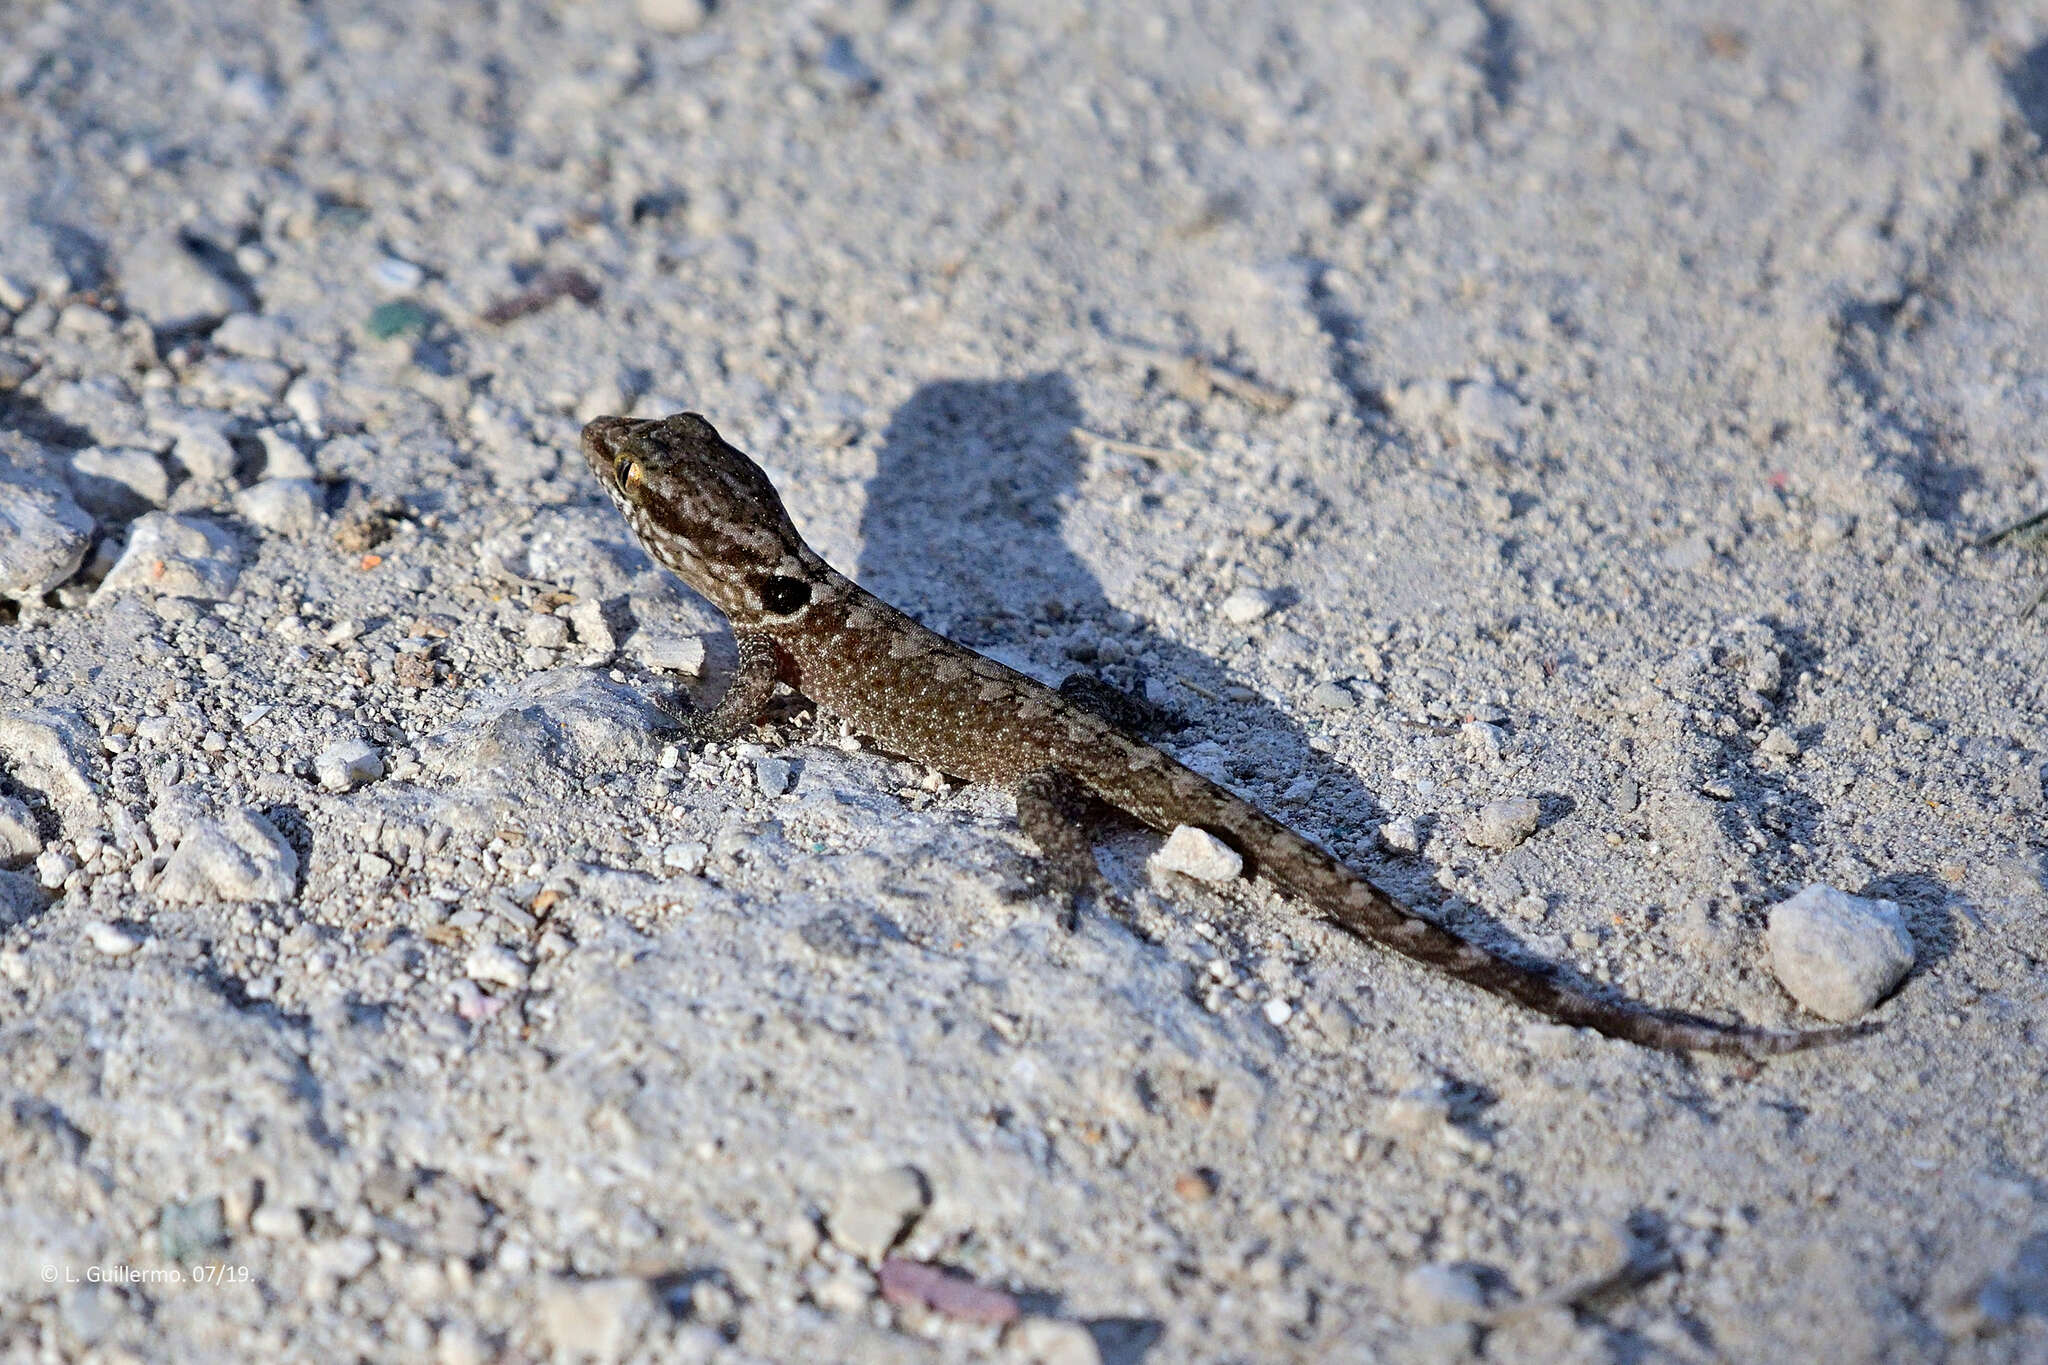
[158, 1197, 228, 1260]
[86, 921, 141, 955]
[0, 477, 95, 600]
[1402, 1261, 1491, 1324]
[524, 613, 572, 649]
[538, 1277, 652, 1364]
[234, 478, 322, 537]
[829, 1164, 930, 1261]
[0, 707, 100, 809]
[155, 809, 299, 904]
[465, 944, 531, 988]
[1220, 585, 1278, 624]
[421, 669, 674, 782]
[753, 756, 794, 796]
[635, 0, 710, 33]
[1150, 824, 1243, 883]
[120, 231, 247, 330]
[152, 409, 239, 482]
[627, 629, 705, 676]
[0, 798, 39, 866]
[566, 598, 616, 652]
[253, 428, 316, 480]
[1463, 797, 1540, 850]
[1379, 815, 1422, 853]
[69, 446, 169, 519]
[0, 869, 45, 922]
[94, 513, 241, 600]
[1766, 883, 1915, 1022]
[315, 738, 385, 792]
[1309, 681, 1356, 710]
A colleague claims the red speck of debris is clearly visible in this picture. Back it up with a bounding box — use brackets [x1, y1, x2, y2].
[359, 554, 383, 570]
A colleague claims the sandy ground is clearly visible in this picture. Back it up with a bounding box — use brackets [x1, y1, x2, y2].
[3, 1, 2048, 1360]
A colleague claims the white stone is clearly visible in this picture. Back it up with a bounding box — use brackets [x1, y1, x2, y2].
[1458, 720, 1506, 762]
[1463, 797, 1540, 850]
[69, 447, 169, 518]
[94, 513, 241, 600]
[538, 1277, 651, 1364]
[1150, 825, 1244, 883]
[524, 613, 571, 649]
[0, 478, 95, 599]
[0, 707, 99, 808]
[234, 478, 322, 537]
[635, 0, 710, 33]
[121, 232, 246, 330]
[627, 630, 705, 675]
[465, 944, 530, 988]
[0, 797, 39, 866]
[1008, 1317, 1104, 1365]
[315, 738, 385, 792]
[566, 599, 615, 652]
[1766, 883, 1915, 1022]
[829, 1164, 929, 1262]
[1308, 681, 1356, 711]
[86, 922, 141, 956]
[1403, 1262, 1491, 1324]
[155, 809, 299, 904]
[1220, 585, 1278, 624]
[1378, 815, 1422, 853]
[1262, 998, 1294, 1027]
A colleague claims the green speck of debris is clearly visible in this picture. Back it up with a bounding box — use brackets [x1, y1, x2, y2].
[366, 300, 433, 340]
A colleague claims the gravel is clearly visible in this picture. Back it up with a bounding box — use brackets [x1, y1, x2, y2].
[829, 1165, 930, 1263]
[0, 3, 2042, 1361]
[1766, 884, 1917, 1022]
[1150, 824, 1245, 883]
[153, 809, 300, 904]
[314, 738, 386, 792]
[1462, 796, 1541, 850]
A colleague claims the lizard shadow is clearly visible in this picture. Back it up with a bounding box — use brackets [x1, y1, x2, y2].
[857, 375, 1400, 886]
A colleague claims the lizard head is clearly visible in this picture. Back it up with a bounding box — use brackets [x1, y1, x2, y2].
[582, 412, 826, 627]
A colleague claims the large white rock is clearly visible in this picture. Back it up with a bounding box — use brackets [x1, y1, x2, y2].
[1150, 825, 1245, 883]
[1766, 883, 1915, 1022]
[0, 477, 95, 600]
[93, 512, 241, 600]
[155, 809, 299, 904]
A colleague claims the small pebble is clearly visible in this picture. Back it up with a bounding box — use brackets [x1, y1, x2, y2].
[1150, 825, 1244, 883]
[86, 921, 140, 956]
[1262, 998, 1294, 1027]
[1458, 720, 1506, 761]
[0, 796, 41, 866]
[829, 1164, 930, 1262]
[1220, 585, 1278, 624]
[1463, 796, 1540, 850]
[537, 1278, 650, 1363]
[1308, 681, 1356, 711]
[1403, 1262, 1490, 1324]
[1766, 883, 1914, 1021]
[753, 756, 794, 796]
[464, 944, 531, 989]
[629, 630, 706, 675]
[1759, 726, 1800, 758]
[524, 613, 571, 649]
[1379, 815, 1421, 853]
[315, 738, 385, 792]
[233, 478, 323, 537]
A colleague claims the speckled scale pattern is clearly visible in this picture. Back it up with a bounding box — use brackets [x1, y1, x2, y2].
[584, 413, 1862, 1056]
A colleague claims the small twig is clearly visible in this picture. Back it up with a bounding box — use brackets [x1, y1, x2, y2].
[1977, 505, 2048, 548]
[1071, 426, 1202, 471]
[1106, 337, 1295, 413]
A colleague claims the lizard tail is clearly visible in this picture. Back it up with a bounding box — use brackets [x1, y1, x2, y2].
[1204, 802, 1875, 1057]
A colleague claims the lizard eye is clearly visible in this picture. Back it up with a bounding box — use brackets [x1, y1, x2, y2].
[617, 457, 645, 494]
[758, 575, 811, 615]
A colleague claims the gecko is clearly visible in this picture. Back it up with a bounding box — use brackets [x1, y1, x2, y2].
[582, 411, 1868, 1056]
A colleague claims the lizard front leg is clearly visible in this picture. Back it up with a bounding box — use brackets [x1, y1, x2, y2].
[673, 629, 783, 745]
[1015, 766, 1113, 930]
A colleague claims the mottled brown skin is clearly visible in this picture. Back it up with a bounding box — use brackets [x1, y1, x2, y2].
[584, 412, 1871, 1057]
